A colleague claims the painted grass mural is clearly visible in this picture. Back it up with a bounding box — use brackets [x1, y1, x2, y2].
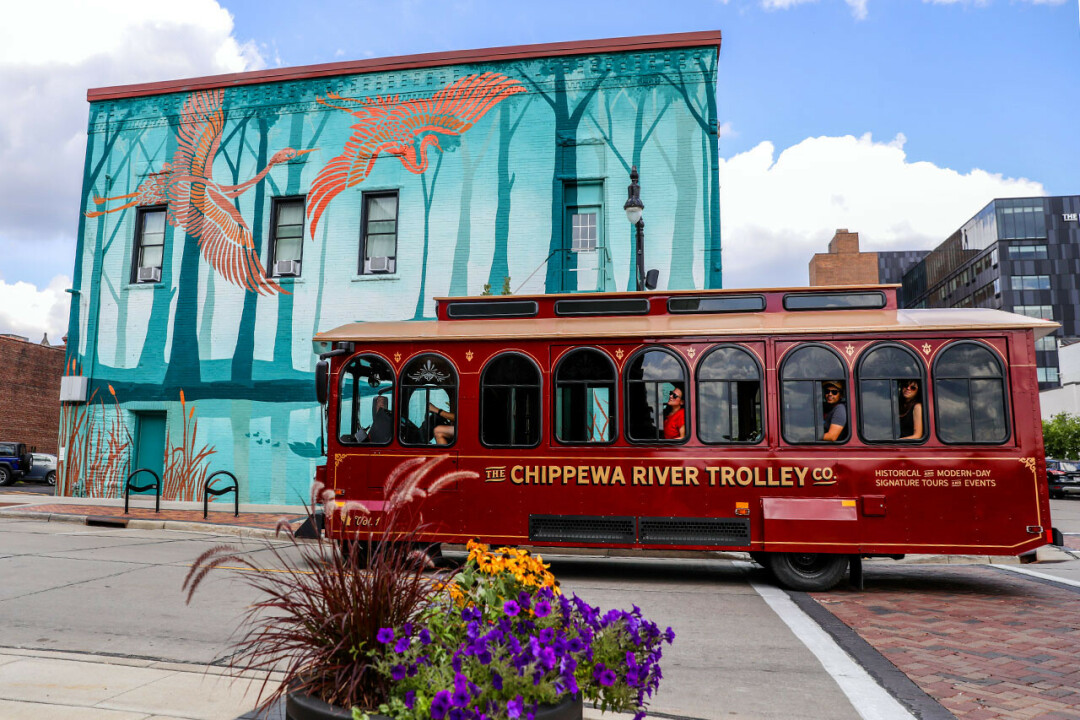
[68, 39, 721, 506]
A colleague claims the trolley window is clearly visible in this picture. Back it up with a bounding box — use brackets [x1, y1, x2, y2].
[399, 354, 458, 447]
[781, 344, 850, 444]
[857, 344, 927, 443]
[338, 354, 395, 446]
[783, 292, 886, 311]
[482, 353, 542, 447]
[697, 345, 763, 444]
[625, 347, 689, 443]
[933, 342, 1009, 444]
[668, 295, 765, 314]
[554, 348, 616, 444]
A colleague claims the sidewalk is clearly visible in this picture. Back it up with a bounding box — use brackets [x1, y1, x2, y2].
[0, 494, 306, 539]
[0, 647, 284, 720]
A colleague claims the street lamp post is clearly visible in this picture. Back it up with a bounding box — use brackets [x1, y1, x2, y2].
[623, 166, 645, 291]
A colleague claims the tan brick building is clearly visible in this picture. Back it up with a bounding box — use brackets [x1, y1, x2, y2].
[0, 335, 64, 453]
[809, 229, 881, 286]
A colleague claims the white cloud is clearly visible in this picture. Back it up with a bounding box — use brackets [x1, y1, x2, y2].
[0, 0, 262, 341]
[718, 132, 1046, 289]
[0, 275, 72, 343]
[761, 0, 818, 8]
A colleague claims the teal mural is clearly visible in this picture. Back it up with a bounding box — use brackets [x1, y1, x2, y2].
[65, 41, 722, 505]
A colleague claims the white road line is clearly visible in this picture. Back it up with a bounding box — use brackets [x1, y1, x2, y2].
[744, 571, 915, 720]
[996, 564, 1080, 588]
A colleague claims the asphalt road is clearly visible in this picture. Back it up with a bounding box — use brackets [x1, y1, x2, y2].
[2, 498, 1079, 719]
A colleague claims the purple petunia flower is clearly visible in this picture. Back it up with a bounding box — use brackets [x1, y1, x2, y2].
[507, 695, 524, 719]
[391, 664, 407, 681]
[419, 628, 432, 645]
[405, 690, 416, 709]
[491, 670, 503, 690]
[452, 687, 471, 707]
[538, 627, 555, 644]
[599, 668, 618, 686]
[517, 590, 532, 610]
[534, 599, 552, 618]
[431, 690, 452, 720]
[394, 637, 410, 653]
[376, 628, 395, 644]
[504, 600, 521, 616]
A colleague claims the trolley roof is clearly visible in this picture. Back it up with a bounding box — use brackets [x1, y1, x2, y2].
[313, 286, 1058, 348]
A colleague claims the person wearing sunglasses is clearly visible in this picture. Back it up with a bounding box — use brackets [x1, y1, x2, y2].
[821, 380, 847, 442]
[898, 379, 924, 440]
[663, 385, 686, 440]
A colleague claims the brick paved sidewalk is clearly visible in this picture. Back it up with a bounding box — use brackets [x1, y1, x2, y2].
[0, 501, 306, 534]
[812, 565, 1080, 720]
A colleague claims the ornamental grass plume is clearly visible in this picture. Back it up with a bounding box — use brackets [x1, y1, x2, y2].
[181, 455, 475, 714]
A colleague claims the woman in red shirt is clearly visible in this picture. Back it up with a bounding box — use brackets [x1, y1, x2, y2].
[663, 385, 686, 440]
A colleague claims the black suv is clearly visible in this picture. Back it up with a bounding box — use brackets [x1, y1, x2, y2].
[1047, 458, 1080, 499]
[0, 443, 33, 486]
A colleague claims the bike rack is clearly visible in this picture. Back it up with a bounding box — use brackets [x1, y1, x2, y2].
[124, 468, 161, 514]
[202, 470, 239, 519]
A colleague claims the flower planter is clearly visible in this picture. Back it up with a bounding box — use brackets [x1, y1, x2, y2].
[285, 687, 389, 720]
[535, 693, 583, 720]
[284, 688, 582, 720]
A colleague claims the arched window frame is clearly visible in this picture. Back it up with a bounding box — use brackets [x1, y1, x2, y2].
[398, 352, 459, 448]
[337, 352, 396, 447]
[932, 340, 1011, 446]
[694, 344, 765, 445]
[552, 347, 618, 446]
[855, 342, 928, 445]
[623, 345, 691, 445]
[480, 351, 543, 449]
[779, 342, 851, 445]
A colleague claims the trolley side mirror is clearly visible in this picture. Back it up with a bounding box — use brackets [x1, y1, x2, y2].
[315, 360, 329, 405]
[645, 269, 659, 291]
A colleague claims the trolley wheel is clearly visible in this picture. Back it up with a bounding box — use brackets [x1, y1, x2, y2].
[767, 552, 849, 591]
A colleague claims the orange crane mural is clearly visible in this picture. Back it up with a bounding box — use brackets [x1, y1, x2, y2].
[87, 89, 311, 295]
[307, 72, 525, 239]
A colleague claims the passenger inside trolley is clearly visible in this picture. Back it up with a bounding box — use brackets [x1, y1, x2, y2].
[898, 379, 924, 440]
[663, 384, 686, 440]
[821, 380, 847, 442]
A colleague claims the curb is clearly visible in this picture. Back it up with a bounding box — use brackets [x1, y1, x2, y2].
[0, 508, 284, 540]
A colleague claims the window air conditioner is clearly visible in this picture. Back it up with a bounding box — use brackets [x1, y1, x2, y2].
[368, 256, 391, 274]
[137, 266, 161, 283]
[274, 260, 301, 277]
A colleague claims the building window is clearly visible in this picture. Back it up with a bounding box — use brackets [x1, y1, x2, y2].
[571, 212, 598, 252]
[1014, 305, 1054, 320]
[1009, 245, 1048, 260]
[857, 343, 926, 443]
[360, 192, 398, 274]
[269, 197, 305, 277]
[1037, 367, 1060, 384]
[399, 354, 457, 447]
[554, 348, 616, 444]
[993, 278, 1001, 296]
[624, 347, 688, 443]
[1035, 335, 1057, 352]
[338, 354, 395, 446]
[131, 206, 166, 283]
[696, 345, 763, 444]
[1009, 275, 1051, 291]
[933, 342, 1008, 444]
[780, 344, 849, 444]
[996, 198, 1047, 240]
[481, 353, 541, 448]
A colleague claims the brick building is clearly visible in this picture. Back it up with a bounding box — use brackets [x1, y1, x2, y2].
[0, 335, 64, 453]
[808, 229, 880, 286]
[67, 32, 723, 504]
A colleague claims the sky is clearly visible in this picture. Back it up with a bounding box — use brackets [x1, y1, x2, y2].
[0, 0, 1076, 342]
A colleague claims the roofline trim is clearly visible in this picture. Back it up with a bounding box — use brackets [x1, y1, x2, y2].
[87, 30, 723, 102]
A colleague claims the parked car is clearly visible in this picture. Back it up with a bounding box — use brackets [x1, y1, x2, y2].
[25, 453, 57, 486]
[1046, 458, 1080, 499]
[0, 443, 33, 486]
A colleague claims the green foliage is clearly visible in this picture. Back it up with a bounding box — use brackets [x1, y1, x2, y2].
[1043, 412, 1080, 460]
[500, 277, 512, 295]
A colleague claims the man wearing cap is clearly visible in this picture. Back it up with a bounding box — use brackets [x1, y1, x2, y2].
[822, 380, 847, 442]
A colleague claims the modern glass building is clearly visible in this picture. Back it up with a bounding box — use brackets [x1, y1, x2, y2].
[901, 196, 1080, 389]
